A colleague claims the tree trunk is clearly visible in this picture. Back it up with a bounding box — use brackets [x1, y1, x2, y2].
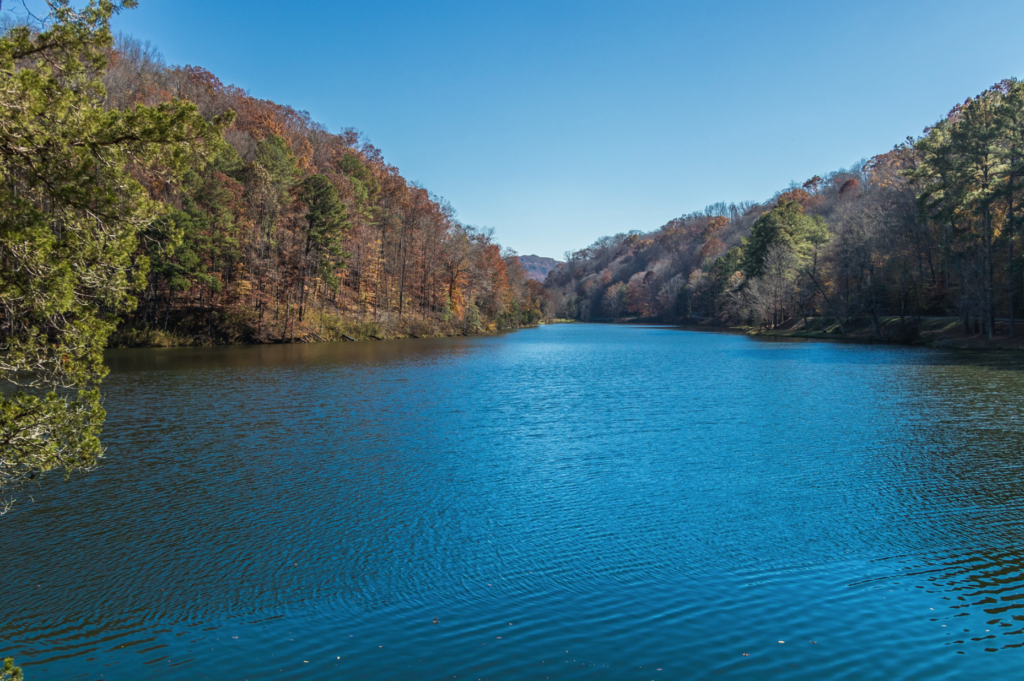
[986, 203, 995, 341]
[1010, 169, 1016, 339]
[869, 262, 880, 337]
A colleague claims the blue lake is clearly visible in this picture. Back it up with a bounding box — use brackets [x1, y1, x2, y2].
[4, 324, 1024, 679]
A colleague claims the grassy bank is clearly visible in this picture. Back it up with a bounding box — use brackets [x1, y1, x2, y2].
[724, 316, 1024, 350]
[108, 312, 545, 349]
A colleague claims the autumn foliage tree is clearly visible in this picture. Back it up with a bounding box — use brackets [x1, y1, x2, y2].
[92, 33, 543, 345]
[546, 77, 1024, 341]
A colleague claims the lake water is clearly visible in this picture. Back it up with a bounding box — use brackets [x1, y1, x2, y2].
[4, 324, 1024, 680]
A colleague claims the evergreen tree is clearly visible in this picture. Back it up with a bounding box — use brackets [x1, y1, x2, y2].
[0, 0, 227, 510]
[742, 201, 828, 278]
[996, 80, 1024, 337]
[297, 174, 351, 320]
[338, 152, 381, 224]
[950, 93, 1002, 339]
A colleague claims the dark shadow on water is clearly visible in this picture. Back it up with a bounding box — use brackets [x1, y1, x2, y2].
[103, 333, 517, 373]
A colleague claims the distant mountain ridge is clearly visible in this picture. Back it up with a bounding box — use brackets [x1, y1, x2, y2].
[518, 254, 562, 282]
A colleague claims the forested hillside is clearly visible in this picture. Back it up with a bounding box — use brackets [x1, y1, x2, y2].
[547, 80, 1024, 342]
[103, 37, 544, 345]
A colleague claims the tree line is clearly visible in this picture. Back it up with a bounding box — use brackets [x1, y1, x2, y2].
[546, 79, 1024, 342]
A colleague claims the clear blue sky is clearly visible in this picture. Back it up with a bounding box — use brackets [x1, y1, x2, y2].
[113, 0, 1024, 259]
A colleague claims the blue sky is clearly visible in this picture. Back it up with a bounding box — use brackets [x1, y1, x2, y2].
[113, 0, 1024, 259]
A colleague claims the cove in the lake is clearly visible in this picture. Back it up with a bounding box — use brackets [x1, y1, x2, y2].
[4, 324, 1024, 680]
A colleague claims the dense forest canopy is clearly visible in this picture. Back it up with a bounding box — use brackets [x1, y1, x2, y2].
[545, 79, 1024, 342]
[101, 33, 545, 345]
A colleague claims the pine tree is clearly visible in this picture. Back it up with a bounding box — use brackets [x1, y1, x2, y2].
[742, 201, 828, 278]
[298, 174, 351, 321]
[996, 80, 1024, 338]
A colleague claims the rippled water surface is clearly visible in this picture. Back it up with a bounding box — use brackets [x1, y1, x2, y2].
[5, 324, 1024, 679]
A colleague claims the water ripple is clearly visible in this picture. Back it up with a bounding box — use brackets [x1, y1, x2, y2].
[4, 325, 1024, 679]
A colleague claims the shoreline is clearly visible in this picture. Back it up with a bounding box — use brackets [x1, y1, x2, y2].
[678, 316, 1024, 352]
[106, 322, 549, 350]
[108, 316, 1024, 353]
[585, 316, 1024, 352]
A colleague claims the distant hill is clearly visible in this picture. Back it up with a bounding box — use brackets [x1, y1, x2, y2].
[518, 255, 562, 282]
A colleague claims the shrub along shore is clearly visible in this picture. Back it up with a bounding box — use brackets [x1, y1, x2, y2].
[675, 317, 1024, 350]
[108, 316, 544, 348]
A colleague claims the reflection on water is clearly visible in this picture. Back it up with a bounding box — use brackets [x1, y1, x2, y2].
[3, 325, 1024, 679]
